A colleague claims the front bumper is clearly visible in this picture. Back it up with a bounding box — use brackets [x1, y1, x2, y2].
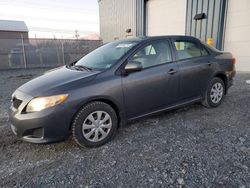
[8, 90, 73, 143]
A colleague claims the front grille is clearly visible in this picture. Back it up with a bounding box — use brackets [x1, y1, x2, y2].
[12, 97, 22, 109]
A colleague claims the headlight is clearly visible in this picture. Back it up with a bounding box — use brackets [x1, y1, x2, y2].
[26, 94, 68, 113]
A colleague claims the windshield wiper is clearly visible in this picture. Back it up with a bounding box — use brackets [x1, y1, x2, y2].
[71, 65, 93, 72]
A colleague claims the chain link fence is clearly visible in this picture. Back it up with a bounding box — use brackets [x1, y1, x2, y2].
[0, 38, 102, 69]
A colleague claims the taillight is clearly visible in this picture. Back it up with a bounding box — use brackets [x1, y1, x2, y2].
[232, 57, 236, 65]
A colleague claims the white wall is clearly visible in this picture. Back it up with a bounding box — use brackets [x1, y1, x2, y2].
[146, 0, 187, 36]
[99, 0, 137, 43]
[224, 0, 250, 71]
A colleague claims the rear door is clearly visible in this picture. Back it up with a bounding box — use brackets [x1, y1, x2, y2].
[121, 40, 179, 119]
[172, 38, 213, 101]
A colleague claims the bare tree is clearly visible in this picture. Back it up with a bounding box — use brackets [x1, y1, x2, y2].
[75, 30, 80, 40]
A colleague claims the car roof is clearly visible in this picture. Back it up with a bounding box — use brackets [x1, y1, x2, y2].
[114, 35, 200, 44]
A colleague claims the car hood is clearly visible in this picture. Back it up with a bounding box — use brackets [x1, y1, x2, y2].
[17, 66, 98, 97]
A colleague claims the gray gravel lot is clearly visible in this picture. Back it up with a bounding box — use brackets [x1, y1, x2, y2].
[0, 68, 250, 187]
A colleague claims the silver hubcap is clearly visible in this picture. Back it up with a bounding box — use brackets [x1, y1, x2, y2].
[210, 82, 224, 104]
[82, 111, 112, 142]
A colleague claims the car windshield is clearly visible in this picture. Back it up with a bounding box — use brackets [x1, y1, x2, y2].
[75, 41, 137, 70]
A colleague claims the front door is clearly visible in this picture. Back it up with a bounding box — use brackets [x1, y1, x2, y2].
[121, 40, 179, 119]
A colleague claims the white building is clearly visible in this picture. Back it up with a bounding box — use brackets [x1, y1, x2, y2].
[98, 0, 250, 71]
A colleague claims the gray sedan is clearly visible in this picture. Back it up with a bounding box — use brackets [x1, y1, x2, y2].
[9, 36, 236, 147]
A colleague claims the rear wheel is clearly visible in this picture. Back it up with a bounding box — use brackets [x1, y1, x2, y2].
[72, 101, 118, 147]
[202, 77, 225, 108]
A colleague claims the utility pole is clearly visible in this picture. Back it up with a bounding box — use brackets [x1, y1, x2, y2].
[21, 33, 27, 69]
[61, 36, 65, 65]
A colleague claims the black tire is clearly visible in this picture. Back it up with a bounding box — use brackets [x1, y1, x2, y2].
[202, 77, 225, 108]
[72, 101, 118, 148]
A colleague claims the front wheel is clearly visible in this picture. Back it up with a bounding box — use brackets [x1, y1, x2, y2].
[72, 102, 118, 148]
[202, 77, 225, 108]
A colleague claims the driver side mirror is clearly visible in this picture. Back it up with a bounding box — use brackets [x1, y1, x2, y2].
[124, 61, 143, 74]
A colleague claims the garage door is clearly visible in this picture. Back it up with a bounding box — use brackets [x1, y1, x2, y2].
[146, 0, 187, 36]
[186, 0, 227, 50]
[224, 0, 250, 71]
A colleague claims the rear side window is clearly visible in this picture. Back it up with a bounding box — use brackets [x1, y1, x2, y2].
[201, 46, 209, 56]
[174, 40, 208, 60]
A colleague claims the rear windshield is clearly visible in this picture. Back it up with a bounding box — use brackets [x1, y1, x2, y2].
[201, 41, 222, 53]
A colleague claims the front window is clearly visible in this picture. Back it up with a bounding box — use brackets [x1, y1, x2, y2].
[75, 41, 137, 70]
[131, 41, 172, 68]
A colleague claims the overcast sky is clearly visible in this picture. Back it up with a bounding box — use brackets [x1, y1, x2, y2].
[0, 0, 100, 38]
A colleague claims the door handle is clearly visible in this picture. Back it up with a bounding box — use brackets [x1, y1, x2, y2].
[207, 61, 212, 66]
[168, 69, 177, 75]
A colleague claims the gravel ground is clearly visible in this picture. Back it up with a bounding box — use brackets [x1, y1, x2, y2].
[0, 68, 250, 187]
